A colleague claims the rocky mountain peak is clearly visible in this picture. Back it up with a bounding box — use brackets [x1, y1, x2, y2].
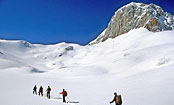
[89, 2, 174, 45]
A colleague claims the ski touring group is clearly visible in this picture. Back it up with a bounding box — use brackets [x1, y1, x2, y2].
[33, 85, 68, 103]
[33, 85, 122, 105]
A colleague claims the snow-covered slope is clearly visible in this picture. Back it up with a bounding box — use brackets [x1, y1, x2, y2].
[90, 2, 174, 45]
[0, 28, 174, 105]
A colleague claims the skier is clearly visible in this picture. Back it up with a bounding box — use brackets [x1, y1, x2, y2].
[33, 85, 37, 95]
[110, 92, 118, 105]
[60, 89, 68, 103]
[110, 92, 122, 105]
[38, 86, 43, 96]
[46, 86, 51, 99]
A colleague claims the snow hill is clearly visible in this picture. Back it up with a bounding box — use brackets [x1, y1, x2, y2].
[0, 28, 174, 105]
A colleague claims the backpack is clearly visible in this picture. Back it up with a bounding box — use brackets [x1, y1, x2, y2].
[117, 95, 122, 105]
[47, 87, 51, 92]
[64, 91, 68, 96]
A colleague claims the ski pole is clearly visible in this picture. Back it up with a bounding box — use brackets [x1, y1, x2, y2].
[67, 96, 71, 102]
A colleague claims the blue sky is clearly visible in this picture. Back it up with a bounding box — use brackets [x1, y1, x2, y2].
[0, 0, 173, 45]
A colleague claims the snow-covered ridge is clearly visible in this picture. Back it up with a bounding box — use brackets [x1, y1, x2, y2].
[90, 2, 174, 45]
[0, 28, 174, 74]
[0, 39, 87, 72]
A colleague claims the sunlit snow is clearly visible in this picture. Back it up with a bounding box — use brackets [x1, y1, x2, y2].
[0, 28, 174, 105]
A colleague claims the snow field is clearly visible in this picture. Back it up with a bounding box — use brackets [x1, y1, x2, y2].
[0, 28, 174, 105]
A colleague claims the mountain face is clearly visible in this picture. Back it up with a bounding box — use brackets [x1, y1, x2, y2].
[89, 2, 174, 45]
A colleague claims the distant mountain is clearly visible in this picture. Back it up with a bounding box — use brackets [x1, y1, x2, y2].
[89, 2, 174, 45]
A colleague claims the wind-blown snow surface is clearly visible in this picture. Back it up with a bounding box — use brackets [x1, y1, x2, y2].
[0, 28, 174, 105]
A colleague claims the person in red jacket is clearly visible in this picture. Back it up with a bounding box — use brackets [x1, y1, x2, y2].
[60, 89, 68, 103]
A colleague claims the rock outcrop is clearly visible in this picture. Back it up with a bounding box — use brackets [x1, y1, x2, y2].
[89, 2, 174, 45]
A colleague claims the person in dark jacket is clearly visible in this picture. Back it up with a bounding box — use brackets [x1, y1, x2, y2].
[110, 92, 118, 105]
[38, 86, 43, 96]
[33, 85, 37, 95]
[60, 89, 68, 103]
[46, 86, 51, 99]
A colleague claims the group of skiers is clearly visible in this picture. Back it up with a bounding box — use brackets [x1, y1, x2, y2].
[33, 85, 122, 105]
[33, 85, 44, 97]
[33, 85, 68, 103]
